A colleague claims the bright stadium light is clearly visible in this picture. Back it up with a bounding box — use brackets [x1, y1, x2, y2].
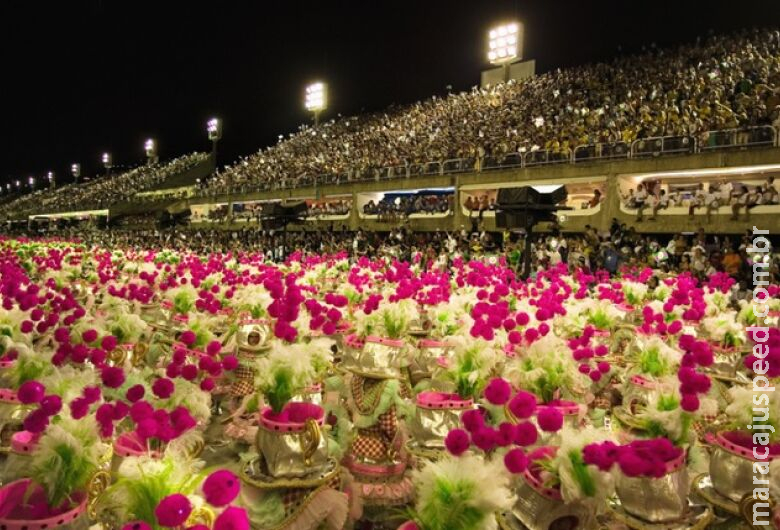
[305, 82, 327, 125]
[487, 22, 521, 65]
[102, 152, 113, 176]
[145, 138, 158, 165]
[14, 180, 20, 189]
[47, 171, 55, 189]
[207, 118, 222, 141]
[71, 163, 81, 182]
[28, 176, 35, 189]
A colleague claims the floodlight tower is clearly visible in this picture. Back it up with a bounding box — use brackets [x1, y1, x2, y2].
[304, 82, 327, 126]
[207, 117, 222, 158]
[102, 152, 113, 176]
[47, 171, 55, 190]
[486, 22, 523, 83]
[28, 176, 35, 191]
[71, 163, 81, 184]
[145, 139, 158, 165]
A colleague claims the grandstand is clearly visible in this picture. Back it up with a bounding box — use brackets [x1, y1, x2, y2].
[6, 28, 780, 235]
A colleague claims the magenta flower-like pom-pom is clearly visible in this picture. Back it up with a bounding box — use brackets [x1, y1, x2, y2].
[508, 391, 536, 420]
[155, 493, 193, 527]
[461, 409, 484, 433]
[536, 406, 564, 432]
[40, 395, 62, 416]
[484, 377, 512, 405]
[101, 366, 126, 389]
[504, 448, 529, 474]
[152, 377, 175, 399]
[126, 384, 146, 403]
[17, 380, 45, 404]
[213, 506, 250, 530]
[513, 421, 538, 446]
[202, 469, 240, 506]
[222, 355, 239, 371]
[444, 428, 470, 456]
[180, 330, 197, 346]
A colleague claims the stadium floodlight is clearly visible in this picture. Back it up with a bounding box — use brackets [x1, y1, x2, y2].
[487, 22, 521, 65]
[47, 171, 55, 189]
[71, 163, 81, 180]
[304, 82, 327, 125]
[14, 180, 20, 189]
[145, 138, 156, 157]
[102, 152, 112, 167]
[207, 118, 222, 141]
[28, 176, 35, 189]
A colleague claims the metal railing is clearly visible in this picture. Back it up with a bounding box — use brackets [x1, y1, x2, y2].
[631, 136, 695, 158]
[700, 126, 777, 151]
[196, 126, 778, 197]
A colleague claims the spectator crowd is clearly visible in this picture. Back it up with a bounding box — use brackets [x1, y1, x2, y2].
[0, 152, 208, 218]
[203, 29, 780, 194]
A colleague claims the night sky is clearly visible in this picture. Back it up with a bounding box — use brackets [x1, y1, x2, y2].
[1, 0, 779, 186]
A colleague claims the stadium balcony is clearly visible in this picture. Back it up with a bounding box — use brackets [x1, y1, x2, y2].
[182, 126, 780, 235]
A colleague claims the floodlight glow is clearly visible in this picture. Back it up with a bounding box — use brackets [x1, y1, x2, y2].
[487, 22, 521, 65]
[102, 152, 112, 166]
[14, 180, 20, 188]
[28, 176, 34, 186]
[207, 117, 222, 140]
[145, 139, 155, 152]
[47, 171, 53, 181]
[304, 82, 327, 112]
[71, 163, 80, 176]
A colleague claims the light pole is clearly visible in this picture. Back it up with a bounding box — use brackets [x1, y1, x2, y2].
[28, 176, 35, 191]
[206, 117, 229, 219]
[305, 82, 327, 126]
[102, 152, 113, 177]
[47, 171, 55, 190]
[487, 22, 522, 83]
[145, 139, 158, 165]
[71, 163, 81, 184]
[207, 117, 222, 158]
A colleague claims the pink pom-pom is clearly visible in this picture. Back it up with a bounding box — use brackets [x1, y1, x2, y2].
[202, 469, 240, 507]
[508, 391, 536, 420]
[126, 384, 145, 403]
[155, 493, 192, 527]
[461, 409, 484, 433]
[484, 377, 512, 405]
[680, 393, 700, 412]
[471, 427, 496, 452]
[536, 406, 564, 432]
[504, 448, 529, 474]
[513, 421, 538, 446]
[40, 395, 62, 416]
[18, 380, 45, 404]
[445, 428, 471, 456]
[101, 366, 126, 389]
[222, 355, 239, 371]
[101, 335, 118, 351]
[180, 330, 197, 346]
[213, 506, 250, 530]
[152, 378, 175, 399]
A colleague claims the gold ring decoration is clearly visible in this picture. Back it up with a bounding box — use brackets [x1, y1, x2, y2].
[86, 469, 112, 520]
[187, 438, 205, 459]
[186, 506, 216, 527]
[740, 492, 775, 528]
[132, 342, 148, 367]
[108, 347, 127, 366]
[298, 418, 322, 467]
